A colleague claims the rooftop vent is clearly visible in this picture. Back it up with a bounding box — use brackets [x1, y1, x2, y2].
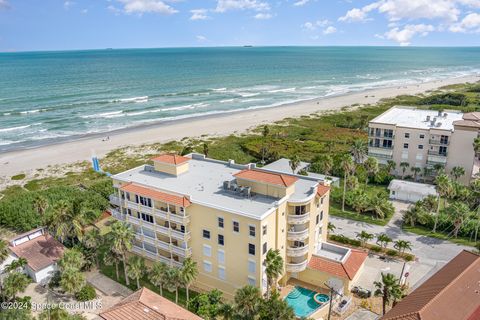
[443, 112, 447, 117]
[438, 110, 442, 116]
[426, 115, 431, 121]
[436, 122, 442, 127]
[430, 120, 436, 126]
[223, 180, 252, 198]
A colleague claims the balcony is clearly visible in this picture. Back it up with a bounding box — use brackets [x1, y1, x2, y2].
[287, 212, 310, 225]
[429, 139, 449, 146]
[428, 150, 448, 157]
[110, 208, 125, 221]
[286, 245, 309, 257]
[131, 246, 182, 267]
[109, 195, 121, 207]
[125, 216, 190, 241]
[154, 208, 190, 225]
[285, 258, 308, 272]
[287, 227, 309, 241]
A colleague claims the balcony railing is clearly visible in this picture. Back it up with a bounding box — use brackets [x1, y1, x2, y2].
[153, 208, 190, 224]
[131, 246, 182, 267]
[126, 216, 191, 241]
[285, 259, 308, 272]
[287, 228, 309, 241]
[109, 195, 121, 206]
[287, 212, 310, 225]
[286, 245, 309, 257]
[368, 152, 393, 160]
[429, 139, 449, 146]
[427, 150, 448, 157]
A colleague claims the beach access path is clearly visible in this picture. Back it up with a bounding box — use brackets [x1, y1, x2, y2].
[1, 75, 478, 178]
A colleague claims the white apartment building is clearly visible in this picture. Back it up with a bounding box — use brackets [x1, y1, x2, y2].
[368, 106, 480, 185]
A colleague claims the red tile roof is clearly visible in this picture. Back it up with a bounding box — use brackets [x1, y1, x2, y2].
[308, 248, 367, 280]
[100, 287, 203, 320]
[151, 154, 190, 165]
[234, 169, 298, 187]
[317, 184, 330, 197]
[453, 112, 480, 129]
[381, 250, 480, 320]
[9, 234, 64, 272]
[121, 183, 191, 207]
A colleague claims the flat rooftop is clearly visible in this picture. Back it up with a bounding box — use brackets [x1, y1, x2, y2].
[370, 106, 464, 131]
[112, 155, 320, 219]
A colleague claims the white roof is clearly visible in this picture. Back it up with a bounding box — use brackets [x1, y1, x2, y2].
[262, 158, 309, 174]
[112, 155, 321, 220]
[370, 106, 464, 131]
[388, 179, 438, 197]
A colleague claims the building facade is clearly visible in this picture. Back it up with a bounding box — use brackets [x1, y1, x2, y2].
[368, 107, 480, 184]
[108, 153, 352, 299]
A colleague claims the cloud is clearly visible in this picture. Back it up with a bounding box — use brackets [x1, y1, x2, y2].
[81, 8, 88, 14]
[293, 0, 310, 6]
[196, 35, 207, 42]
[0, 0, 9, 9]
[384, 24, 435, 46]
[377, 0, 459, 22]
[114, 0, 178, 15]
[215, 0, 270, 13]
[302, 19, 330, 31]
[64, 1, 74, 9]
[338, 2, 379, 22]
[190, 9, 209, 20]
[450, 12, 480, 32]
[323, 26, 337, 34]
[254, 13, 272, 19]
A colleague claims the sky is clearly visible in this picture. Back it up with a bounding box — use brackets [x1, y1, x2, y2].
[0, 0, 480, 51]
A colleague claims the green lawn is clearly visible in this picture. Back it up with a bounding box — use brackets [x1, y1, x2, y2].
[330, 204, 391, 226]
[402, 225, 477, 247]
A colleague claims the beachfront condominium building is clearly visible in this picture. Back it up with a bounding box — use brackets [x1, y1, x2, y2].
[109, 153, 367, 300]
[368, 106, 480, 185]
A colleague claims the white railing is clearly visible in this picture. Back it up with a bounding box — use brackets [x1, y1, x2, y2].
[287, 228, 309, 241]
[287, 212, 310, 225]
[109, 195, 121, 206]
[286, 245, 309, 257]
[131, 246, 182, 267]
[110, 208, 125, 221]
[153, 208, 190, 224]
[286, 259, 308, 272]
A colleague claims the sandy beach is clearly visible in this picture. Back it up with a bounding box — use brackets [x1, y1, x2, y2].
[1, 75, 478, 181]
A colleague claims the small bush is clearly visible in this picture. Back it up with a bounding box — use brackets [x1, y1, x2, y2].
[48, 271, 61, 289]
[386, 249, 398, 256]
[370, 245, 382, 253]
[405, 255, 414, 262]
[329, 234, 361, 247]
[11, 174, 26, 181]
[75, 284, 96, 301]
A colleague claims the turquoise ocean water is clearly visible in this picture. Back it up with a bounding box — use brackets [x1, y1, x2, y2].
[1, 46, 480, 151]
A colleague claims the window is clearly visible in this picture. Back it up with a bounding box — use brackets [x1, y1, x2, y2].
[320, 197, 324, 205]
[218, 250, 225, 264]
[439, 146, 448, 156]
[418, 145, 424, 150]
[218, 266, 226, 280]
[419, 134, 425, 139]
[203, 261, 212, 273]
[405, 133, 410, 138]
[218, 217, 224, 228]
[203, 244, 212, 257]
[136, 195, 152, 207]
[263, 242, 267, 255]
[202, 229, 210, 239]
[320, 210, 323, 221]
[248, 260, 256, 273]
[262, 225, 267, 236]
[218, 234, 224, 246]
[233, 221, 239, 233]
[248, 276, 256, 286]
[403, 143, 409, 149]
[316, 214, 319, 225]
[248, 244, 256, 256]
[382, 139, 393, 149]
[141, 213, 153, 224]
[249, 225, 256, 237]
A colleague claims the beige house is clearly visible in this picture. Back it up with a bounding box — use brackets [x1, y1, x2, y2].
[368, 106, 480, 184]
[109, 153, 366, 300]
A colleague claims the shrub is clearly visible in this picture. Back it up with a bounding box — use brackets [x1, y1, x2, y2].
[370, 245, 382, 253]
[405, 255, 414, 262]
[48, 271, 61, 289]
[329, 234, 361, 247]
[386, 249, 398, 256]
[419, 93, 467, 106]
[11, 174, 26, 181]
[75, 284, 96, 301]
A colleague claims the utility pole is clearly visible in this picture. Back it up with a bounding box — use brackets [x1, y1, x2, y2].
[325, 282, 341, 320]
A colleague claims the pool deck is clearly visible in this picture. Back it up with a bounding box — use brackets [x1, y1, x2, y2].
[280, 278, 331, 299]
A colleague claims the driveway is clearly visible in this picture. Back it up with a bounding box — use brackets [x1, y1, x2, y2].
[330, 200, 471, 289]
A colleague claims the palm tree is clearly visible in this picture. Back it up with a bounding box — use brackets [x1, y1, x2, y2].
[327, 222, 336, 234]
[433, 174, 455, 232]
[259, 291, 295, 320]
[49, 199, 96, 242]
[451, 166, 465, 181]
[393, 240, 412, 255]
[473, 137, 480, 156]
[0, 239, 9, 264]
[180, 258, 198, 305]
[234, 285, 261, 319]
[103, 248, 122, 281]
[164, 266, 181, 304]
[446, 202, 470, 238]
[356, 231, 374, 248]
[58, 247, 85, 271]
[203, 143, 209, 157]
[83, 228, 102, 269]
[341, 155, 355, 212]
[33, 195, 49, 217]
[265, 249, 283, 296]
[149, 262, 168, 296]
[218, 303, 235, 320]
[374, 273, 403, 315]
[1, 272, 30, 301]
[289, 155, 301, 174]
[364, 157, 379, 185]
[321, 155, 334, 175]
[376, 233, 392, 251]
[368, 196, 393, 219]
[109, 221, 134, 286]
[386, 160, 396, 173]
[350, 139, 367, 164]
[4, 257, 28, 273]
[60, 268, 86, 295]
[433, 163, 445, 174]
[127, 256, 145, 289]
[399, 162, 409, 179]
[410, 166, 421, 182]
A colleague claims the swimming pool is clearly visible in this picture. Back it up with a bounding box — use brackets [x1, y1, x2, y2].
[284, 286, 330, 318]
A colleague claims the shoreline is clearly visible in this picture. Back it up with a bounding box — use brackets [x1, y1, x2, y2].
[1, 74, 478, 179]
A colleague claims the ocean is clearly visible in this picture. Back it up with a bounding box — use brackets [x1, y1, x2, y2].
[1, 46, 479, 152]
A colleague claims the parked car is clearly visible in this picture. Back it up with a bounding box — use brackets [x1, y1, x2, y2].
[351, 286, 371, 298]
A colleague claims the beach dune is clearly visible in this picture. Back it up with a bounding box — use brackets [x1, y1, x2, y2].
[0, 75, 478, 179]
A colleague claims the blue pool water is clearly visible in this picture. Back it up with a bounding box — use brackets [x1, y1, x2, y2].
[285, 286, 330, 318]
